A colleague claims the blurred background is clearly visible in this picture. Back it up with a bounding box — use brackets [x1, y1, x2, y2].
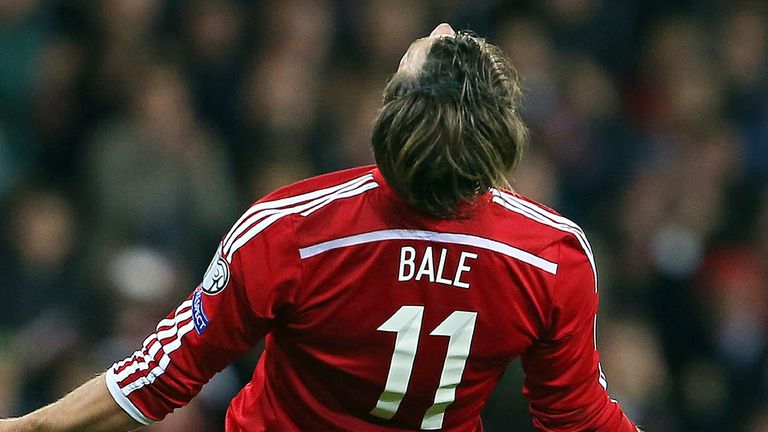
[0, 0, 766, 430]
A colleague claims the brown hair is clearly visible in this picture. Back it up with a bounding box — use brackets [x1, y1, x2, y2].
[372, 31, 528, 218]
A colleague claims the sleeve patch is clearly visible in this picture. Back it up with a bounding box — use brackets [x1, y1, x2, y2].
[192, 287, 210, 335]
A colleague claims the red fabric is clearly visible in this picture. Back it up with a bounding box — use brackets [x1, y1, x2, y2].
[108, 165, 636, 431]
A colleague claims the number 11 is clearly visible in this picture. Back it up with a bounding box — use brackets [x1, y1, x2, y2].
[370, 306, 478, 430]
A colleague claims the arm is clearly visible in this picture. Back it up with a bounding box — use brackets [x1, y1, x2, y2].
[522, 235, 637, 431]
[2, 184, 305, 429]
[103, 188, 302, 423]
[3, 198, 299, 429]
[0, 375, 138, 432]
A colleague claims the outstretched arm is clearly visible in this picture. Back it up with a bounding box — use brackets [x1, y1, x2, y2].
[2, 195, 298, 431]
[0, 374, 139, 432]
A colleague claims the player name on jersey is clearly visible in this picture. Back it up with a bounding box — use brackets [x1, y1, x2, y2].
[106, 167, 637, 431]
[398, 246, 478, 289]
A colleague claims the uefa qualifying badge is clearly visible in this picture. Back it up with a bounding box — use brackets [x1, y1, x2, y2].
[202, 244, 231, 295]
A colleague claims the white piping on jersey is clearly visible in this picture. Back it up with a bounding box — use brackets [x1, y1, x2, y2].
[490, 189, 598, 292]
[224, 179, 379, 262]
[121, 321, 196, 396]
[111, 302, 191, 376]
[108, 298, 196, 404]
[491, 190, 614, 396]
[113, 339, 157, 382]
[493, 189, 594, 256]
[106, 300, 196, 425]
[112, 301, 193, 382]
[598, 362, 608, 390]
[222, 174, 374, 253]
[113, 314, 190, 382]
[593, 315, 598, 350]
[105, 174, 382, 423]
[298, 229, 558, 274]
[106, 368, 154, 425]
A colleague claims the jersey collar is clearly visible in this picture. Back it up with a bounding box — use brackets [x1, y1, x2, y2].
[371, 166, 492, 216]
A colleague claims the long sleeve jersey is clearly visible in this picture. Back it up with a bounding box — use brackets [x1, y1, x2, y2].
[106, 165, 637, 431]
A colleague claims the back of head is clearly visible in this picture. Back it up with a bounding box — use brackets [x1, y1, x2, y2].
[371, 31, 528, 218]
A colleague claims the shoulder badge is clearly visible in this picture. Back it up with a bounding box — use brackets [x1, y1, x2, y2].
[202, 245, 230, 295]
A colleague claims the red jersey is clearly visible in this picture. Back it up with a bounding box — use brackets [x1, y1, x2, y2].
[106, 166, 637, 431]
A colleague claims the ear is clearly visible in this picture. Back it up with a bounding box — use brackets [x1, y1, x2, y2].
[430, 23, 455, 37]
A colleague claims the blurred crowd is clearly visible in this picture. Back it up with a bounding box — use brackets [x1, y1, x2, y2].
[0, 0, 767, 431]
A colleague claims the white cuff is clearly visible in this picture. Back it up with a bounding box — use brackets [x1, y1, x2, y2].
[105, 367, 155, 425]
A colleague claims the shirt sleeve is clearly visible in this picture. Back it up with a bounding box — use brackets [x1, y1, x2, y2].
[521, 234, 637, 432]
[105, 203, 300, 424]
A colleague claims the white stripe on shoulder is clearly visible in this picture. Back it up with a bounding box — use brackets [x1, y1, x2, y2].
[491, 190, 598, 291]
[223, 176, 374, 256]
[222, 173, 374, 247]
[299, 229, 558, 274]
[224, 179, 378, 261]
[494, 190, 593, 255]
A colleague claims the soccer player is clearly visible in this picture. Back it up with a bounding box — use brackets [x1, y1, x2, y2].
[0, 24, 639, 432]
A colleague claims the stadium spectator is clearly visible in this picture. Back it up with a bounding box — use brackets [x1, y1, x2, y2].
[0, 1, 765, 430]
